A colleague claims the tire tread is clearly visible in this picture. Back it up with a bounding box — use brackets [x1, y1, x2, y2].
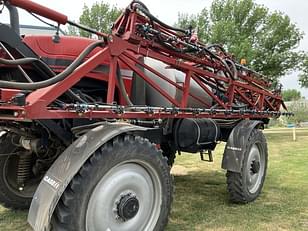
[226, 129, 268, 203]
[52, 134, 173, 231]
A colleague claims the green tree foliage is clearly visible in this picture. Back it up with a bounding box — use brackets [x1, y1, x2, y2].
[67, 24, 78, 36]
[299, 55, 308, 88]
[176, 0, 307, 88]
[67, 1, 121, 37]
[282, 89, 302, 102]
[287, 100, 308, 125]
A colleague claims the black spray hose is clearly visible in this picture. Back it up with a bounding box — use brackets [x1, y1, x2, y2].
[133, 2, 187, 34]
[0, 57, 51, 68]
[225, 59, 238, 80]
[0, 41, 104, 90]
[131, 1, 240, 82]
[0, 57, 87, 102]
[131, 0, 149, 12]
[206, 44, 227, 55]
[116, 63, 133, 106]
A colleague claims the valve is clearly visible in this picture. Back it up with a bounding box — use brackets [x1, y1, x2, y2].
[52, 24, 61, 43]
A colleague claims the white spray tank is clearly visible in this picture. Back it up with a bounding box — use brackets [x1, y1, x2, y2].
[143, 58, 213, 108]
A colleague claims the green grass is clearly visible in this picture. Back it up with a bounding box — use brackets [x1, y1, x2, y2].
[0, 128, 308, 231]
[166, 128, 308, 231]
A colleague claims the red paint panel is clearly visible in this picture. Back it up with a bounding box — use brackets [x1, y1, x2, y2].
[23, 36, 102, 59]
[0, 89, 21, 102]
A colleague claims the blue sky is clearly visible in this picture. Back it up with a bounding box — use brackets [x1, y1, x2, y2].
[0, 0, 307, 97]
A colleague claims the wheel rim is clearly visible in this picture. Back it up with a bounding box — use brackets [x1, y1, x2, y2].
[86, 161, 162, 231]
[245, 143, 265, 194]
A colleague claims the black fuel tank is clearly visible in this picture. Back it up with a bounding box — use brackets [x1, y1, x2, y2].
[174, 118, 220, 153]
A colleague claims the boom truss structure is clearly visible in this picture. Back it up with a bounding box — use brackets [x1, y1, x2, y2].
[0, 0, 291, 121]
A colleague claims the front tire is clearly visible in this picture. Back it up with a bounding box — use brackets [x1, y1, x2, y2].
[226, 129, 268, 203]
[52, 135, 173, 231]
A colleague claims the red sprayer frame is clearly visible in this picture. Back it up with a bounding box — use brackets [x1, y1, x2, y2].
[0, 0, 290, 121]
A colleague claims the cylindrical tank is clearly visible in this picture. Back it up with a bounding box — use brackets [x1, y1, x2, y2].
[143, 58, 213, 108]
[174, 118, 220, 153]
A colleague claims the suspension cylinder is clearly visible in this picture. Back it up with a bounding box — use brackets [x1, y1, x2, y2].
[16, 152, 33, 189]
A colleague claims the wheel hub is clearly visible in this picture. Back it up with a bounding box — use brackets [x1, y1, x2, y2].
[250, 160, 260, 174]
[246, 144, 265, 194]
[86, 162, 163, 231]
[117, 193, 139, 221]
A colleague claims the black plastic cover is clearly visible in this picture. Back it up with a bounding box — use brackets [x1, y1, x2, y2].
[221, 120, 263, 172]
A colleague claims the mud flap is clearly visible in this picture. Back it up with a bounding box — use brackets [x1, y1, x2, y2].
[28, 122, 150, 231]
[221, 120, 263, 173]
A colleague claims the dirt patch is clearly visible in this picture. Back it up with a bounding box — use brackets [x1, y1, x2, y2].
[171, 165, 189, 176]
[171, 165, 199, 176]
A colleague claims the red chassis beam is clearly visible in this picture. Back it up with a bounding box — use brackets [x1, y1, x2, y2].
[0, 106, 286, 121]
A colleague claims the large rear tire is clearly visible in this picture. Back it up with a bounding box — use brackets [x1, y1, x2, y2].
[52, 135, 173, 231]
[226, 129, 268, 203]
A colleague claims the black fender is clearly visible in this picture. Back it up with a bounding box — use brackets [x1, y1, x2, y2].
[221, 120, 264, 173]
[28, 122, 150, 231]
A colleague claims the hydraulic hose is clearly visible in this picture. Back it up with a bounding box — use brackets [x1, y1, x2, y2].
[131, 0, 149, 12]
[0, 41, 104, 90]
[131, 2, 238, 81]
[116, 63, 133, 106]
[206, 44, 227, 55]
[0, 57, 49, 67]
[0, 46, 87, 102]
[225, 59, 238, 80]
[132, 1, 187, 34]
[67, 20, 107, 39]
